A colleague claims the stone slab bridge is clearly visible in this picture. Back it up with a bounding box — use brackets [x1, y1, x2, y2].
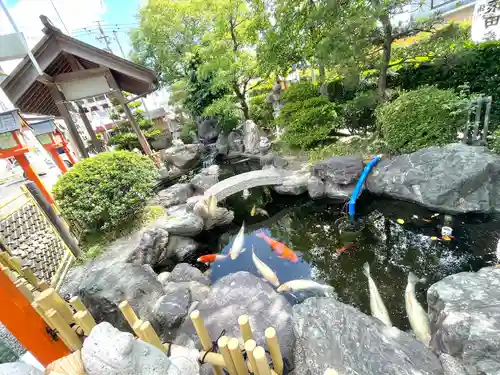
[204, 169, 286, 201]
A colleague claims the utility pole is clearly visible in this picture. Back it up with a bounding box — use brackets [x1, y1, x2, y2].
[112, 30, 126, 58]
[95, 21, 113, 53]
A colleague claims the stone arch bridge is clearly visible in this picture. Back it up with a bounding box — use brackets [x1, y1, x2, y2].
[204, 169, 286, 201]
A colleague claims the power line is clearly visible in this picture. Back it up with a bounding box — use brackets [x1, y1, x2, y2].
[94, 21, 113, 53]
[113, 30, 126, 58]
[49, 0, 70, 34]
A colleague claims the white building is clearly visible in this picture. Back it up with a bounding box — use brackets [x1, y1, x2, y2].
[410, 0, 476, 22]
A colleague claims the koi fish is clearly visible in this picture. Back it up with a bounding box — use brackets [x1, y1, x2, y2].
[230, 222, 246, 260]
[255, 232, 298, 263]
[252, 247, 280, 287]
[242, 189, 251, 200]
[363, 263, 392, 327]
[336, 242, 356, 255]
[197, 254, 228, 264]
[277, 279, 333, 294]
[251, 205, 269, 217]
[206, 195, 217, 216]
[405, 272, 431, 346]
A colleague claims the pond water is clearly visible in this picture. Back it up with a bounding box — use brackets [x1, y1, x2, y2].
[196, 158, 499, 331]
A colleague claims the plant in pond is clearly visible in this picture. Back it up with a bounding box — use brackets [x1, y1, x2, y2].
[53, 151, 158, 234]
[202, 96, 243, 134]
[376, 86, 468, 154]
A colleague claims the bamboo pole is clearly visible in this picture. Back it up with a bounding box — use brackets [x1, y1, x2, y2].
[245, 340, 260, 375]
[35, 288, 74, 324]
[1, 266, 16, 282]
[32, 302, 56, 329]
[265, 327, 283, 375]
[324, 370, 339, 375]
[132, 319, 145, 340]
[162, 343, 227, 367]
[69, 296, 87, 312]
[139, 321, 165, 352]
[238, 315, 253, 343]
[0, 252, 16, 271]
[254, 346, 271, 375]
[218, 336, 238, 375]
[21, 266, 39, 287]
[73, 311, 96, 336]
[8, 256, 23, 274]
[190, 310, 224, 375]
[15, 279, 34, 302]
[228, 337, 247, 375]
[37, 281, 50, 291]
[45, 308, 82, 351]
[119, 301, 138, 328]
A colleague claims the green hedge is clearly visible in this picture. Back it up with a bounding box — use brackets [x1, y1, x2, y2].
[376, 86, 467, 154]
[53, 151, 158, 232]
[249, 94, 274, 129]
[394, 41, 500, 127]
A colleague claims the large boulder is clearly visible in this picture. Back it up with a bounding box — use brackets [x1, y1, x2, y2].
[167, 263, 211, 286]
[260, 154, 289, 169]
[367, 144, 500, 213]
[190, 166, 219, 194]
[0, 363, 42, 375]
[127, 224, 169, 267]
[174, 272, 295, 360]
[293, 297, 443, 375]
[243, 120, 260, 154]
[215, 133, 229, 155]
[164, 144, 201, 169]
[156, 183, 194, 208]
[197, 118, 218, 144]
[312, 156, 364, 185]
[163, 236, 199, 265]
[427, 267, 500, 375]
[307, 175, 325, 199]
[152, 283, 191, 342]
[82, 322, 176, 375]
[164, 213, 204, 237]
[273, 170, 310, 195]
[228, 131, 244, 153]
[77, 263, 164, 333]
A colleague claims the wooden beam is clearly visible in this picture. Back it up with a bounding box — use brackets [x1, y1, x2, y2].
[47, 84, 89, 158]
[63, 52, 84, 71]
[77, 103, 104, 153]
[53, 67, 109, 84]
[105, 71, 152, 156]
[36, 73, 54, 84]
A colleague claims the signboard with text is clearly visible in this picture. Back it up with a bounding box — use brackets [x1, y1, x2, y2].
[472, 0, 500, 42]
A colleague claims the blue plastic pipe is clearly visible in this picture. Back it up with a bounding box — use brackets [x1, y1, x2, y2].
[348, 155, 382, 221]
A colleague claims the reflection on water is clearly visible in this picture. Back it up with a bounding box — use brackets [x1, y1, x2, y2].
[204, 176, 497, 331]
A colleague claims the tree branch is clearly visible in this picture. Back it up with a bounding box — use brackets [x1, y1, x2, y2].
[229, 15, 239, 52]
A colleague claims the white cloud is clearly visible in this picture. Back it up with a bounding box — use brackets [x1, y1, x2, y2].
[0, 0, 106, 73]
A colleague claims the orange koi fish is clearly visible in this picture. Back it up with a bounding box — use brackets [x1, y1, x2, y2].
[255, 232, 298, 263]
[197, 254, 228, 264]
[336, 242, 356, 255]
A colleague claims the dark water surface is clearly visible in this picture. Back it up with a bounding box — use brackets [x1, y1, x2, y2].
[199, 159, 498, 331]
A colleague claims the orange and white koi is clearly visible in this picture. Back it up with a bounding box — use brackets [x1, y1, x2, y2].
[197, 254, 228, 264]
[255, 232, 298, 263]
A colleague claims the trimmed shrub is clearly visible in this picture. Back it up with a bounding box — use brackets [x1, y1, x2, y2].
[376, 86, 467, 154]
[249, 94, 274, 129]
[281, 82, 320, 103]
[203, 96, 243, 134]
[53, 151, 158, 232]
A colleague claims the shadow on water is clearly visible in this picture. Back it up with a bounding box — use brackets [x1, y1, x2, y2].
[194, 159, 498, 331]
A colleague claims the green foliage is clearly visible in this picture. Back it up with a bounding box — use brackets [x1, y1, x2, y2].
[203, 96, 243, 134]
[308, 136, 388, 162]
[248, 83, 274, 97]
[53, 151, 158, 233]
[108, 132, 141, 151]
[249, 94, 273, 129]
[180, 120, 197, 144]
[489, 129, 500, 154]
[376, 86, 467, 153]
[281, 82, 320, 103]
[394, 41, 500, 127]
[278, 96, 339, 149]
[341, 90, 379, 135]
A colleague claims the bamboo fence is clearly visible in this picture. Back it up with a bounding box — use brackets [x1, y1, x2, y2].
[1, 259, 339, 375]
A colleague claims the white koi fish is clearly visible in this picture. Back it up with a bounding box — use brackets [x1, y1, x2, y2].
[277, 279, 332, 294]
[405, 272, 431, 346]
[252, 247, 279, 287]
[230, 222, 245, 260]
[363, 262, 392, 327]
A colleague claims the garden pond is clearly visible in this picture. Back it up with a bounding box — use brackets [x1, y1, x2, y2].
[194, 158, 498, 332]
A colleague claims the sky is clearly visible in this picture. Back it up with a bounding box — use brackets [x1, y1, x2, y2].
[0, 0, 143, 74]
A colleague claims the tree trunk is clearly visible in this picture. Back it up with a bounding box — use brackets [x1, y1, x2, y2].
[233, 84, 249, 119]
[378, 13, 392, 101]
[319, 63, 326, 83]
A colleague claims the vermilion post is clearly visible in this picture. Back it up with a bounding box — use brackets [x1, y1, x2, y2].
[47, 148, 68, 173]
[14, 154, 54, 204]
[0, 270, 70, 366]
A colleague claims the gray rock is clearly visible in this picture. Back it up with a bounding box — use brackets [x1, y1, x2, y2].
[82, 322, 173, 375]
[293, 297, 443, 375]
[175, 272, 295, 360]
[197, 118, 218, 144]
[312, 156, 364, 185]
[190, 172, 218, 194]
[168, 346, 201, 375]
[152, 284, 191, 341]
[273, 170, 309, 195]
[260, 155, 289, 169]
[163, 236, 199, 265]
[324, 180, 354, 200]
[428, 267, 500, 375]
[215, 133, 229, 155]
[439, 354, 468, 375]
[0, 363, 42, 375]
[167, 263, 211, 286]
[77, 263, 164, 333]
[228, 131, 244, 153]
[183, 281, 210, 302]
[127, 224, 169, 267]
[367, 144, 500, 213]
[157, 183, 194, 208]
[165, 213, 204, 237]
[158, 272, 170, 287]
[164, 144, 201, 169]
[307, 175, 325, 199]
[203, 207, 235, 230]
[186, 195, 206, 211]
[243, 120, 260, 154]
